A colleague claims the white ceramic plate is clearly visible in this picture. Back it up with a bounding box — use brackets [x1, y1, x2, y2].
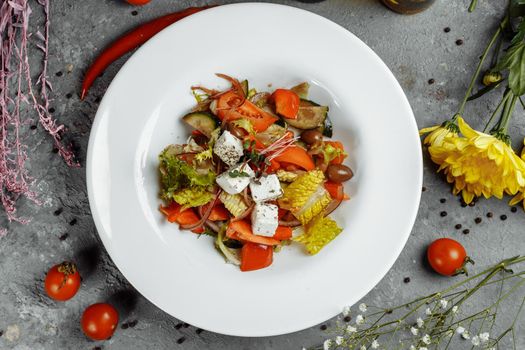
[87, 3, 422, 337]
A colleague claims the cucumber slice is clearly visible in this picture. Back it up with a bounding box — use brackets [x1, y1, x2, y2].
[182, 112, 218, 137]
[290, 82, 310, 99]
[285, 99, 328, 130]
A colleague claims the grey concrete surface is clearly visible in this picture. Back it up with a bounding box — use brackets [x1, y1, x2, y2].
[1, 0, 524, 349]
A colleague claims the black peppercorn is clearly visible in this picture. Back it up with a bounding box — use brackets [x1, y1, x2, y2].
[463, 229, 470, 234]
[403, 277, 411, 283]
[455, 224, 462, 230]
[474, 217, 482, 224]
[440, 211, 447, 217]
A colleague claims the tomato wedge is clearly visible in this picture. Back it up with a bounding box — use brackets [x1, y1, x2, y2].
[227, 220, 280, 246]
[270, 89, 300, 119]
[273, 146, 315, 171]
[325, 141, 346, 165]
[240, 243, 273, 272]
[216, 91, 278, 132]
[325, 181, 346, 201]
[273, 226, 293, 240]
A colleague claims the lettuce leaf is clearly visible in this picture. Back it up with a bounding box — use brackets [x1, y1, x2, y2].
[278, 170, 331, 224]
[294, 215, 342, 255]
[172, 187, 214, 211]
[159, 145, 216, 201]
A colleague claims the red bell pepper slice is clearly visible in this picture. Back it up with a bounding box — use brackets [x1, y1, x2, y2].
[159, 203, 182, 223]
[240, 243, 273, 272]
[273, 226, 293, 240]
[216, 91, 278, 132]
[176, 209, 204, 233]
[272, 146, 315, 171]
[227, 220, 280, 246]
[270, 89, 300, 119]
[208, 203, 230, 221]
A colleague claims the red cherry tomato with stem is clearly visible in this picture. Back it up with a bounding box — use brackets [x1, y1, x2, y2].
[427, 238, 474, 276]
[45, 262, 81, 301]
[81, 303, 119, 341]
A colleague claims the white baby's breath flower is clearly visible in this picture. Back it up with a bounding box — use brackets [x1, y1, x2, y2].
[439, 299, 448, 309]
[416, 317, 424, 328]
[456, 326, 465, 334]
[335, 336, 344, 345]
[356, 314, 365, 325]
[410, 327, 419, 335]
[323, 339, 333, 350]
[419, 347, 428, 350]
[425, 307, 432, 315]
[479, 332, 490, 343]
[346, 325, 357, 333]
[461, 330, 471, 340]
[360, 346, 366, 350]
[421, 334, 431, 345]
[371, 339, 379, 349]
[359, 303, 368, 313]
[445, 330, 454, 338]
[451, 306, 459, 313]
[409, 346, 416, 350]
[342, 305, 351, 317]
[471, 335, 480, 346]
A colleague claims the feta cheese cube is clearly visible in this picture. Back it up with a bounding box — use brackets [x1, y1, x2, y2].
[216, 163, 254, 194]
[213, 130, 244, 166]
[249, 174, 282, 203]
[251, 203, 279, 237]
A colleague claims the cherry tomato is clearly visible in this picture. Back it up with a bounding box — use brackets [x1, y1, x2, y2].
[125, 0, 151, 5]
[45, 262, 81, 301]
[427, 238, 471, 276]
[81, 303, 119, 341]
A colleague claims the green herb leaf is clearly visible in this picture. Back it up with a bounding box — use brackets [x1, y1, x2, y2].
[494, 41, 525, 95]
[228, 169, 250, 178]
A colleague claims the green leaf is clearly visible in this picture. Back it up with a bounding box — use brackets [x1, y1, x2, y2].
[494, 41, 525, 95]
[511, 18, 525, 46]
[228, 169, 250, 178]
[510, 0, 525, 18]
[158, 145, 216, 200]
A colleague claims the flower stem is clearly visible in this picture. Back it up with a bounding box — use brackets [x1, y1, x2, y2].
[456, 19, 504, 118]
[484, 88, 511, 132]
[468, 0, 478, 12]
[501, 95, 518, 133]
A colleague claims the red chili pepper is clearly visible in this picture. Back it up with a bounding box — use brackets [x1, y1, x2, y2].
[80, 6, 214, 100]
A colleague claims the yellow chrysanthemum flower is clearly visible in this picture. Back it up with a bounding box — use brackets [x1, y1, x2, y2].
[426, 117, 525, 204]
[419, 121, 458, 147]
[509, 139, 525, 210]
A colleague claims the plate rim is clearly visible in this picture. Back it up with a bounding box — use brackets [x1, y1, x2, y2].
[86, 2, 422, 337]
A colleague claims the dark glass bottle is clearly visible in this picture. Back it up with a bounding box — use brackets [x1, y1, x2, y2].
[381, 0, 436, 14]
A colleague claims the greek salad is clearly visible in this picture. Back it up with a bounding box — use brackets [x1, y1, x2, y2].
[158, 74, 354, 271]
